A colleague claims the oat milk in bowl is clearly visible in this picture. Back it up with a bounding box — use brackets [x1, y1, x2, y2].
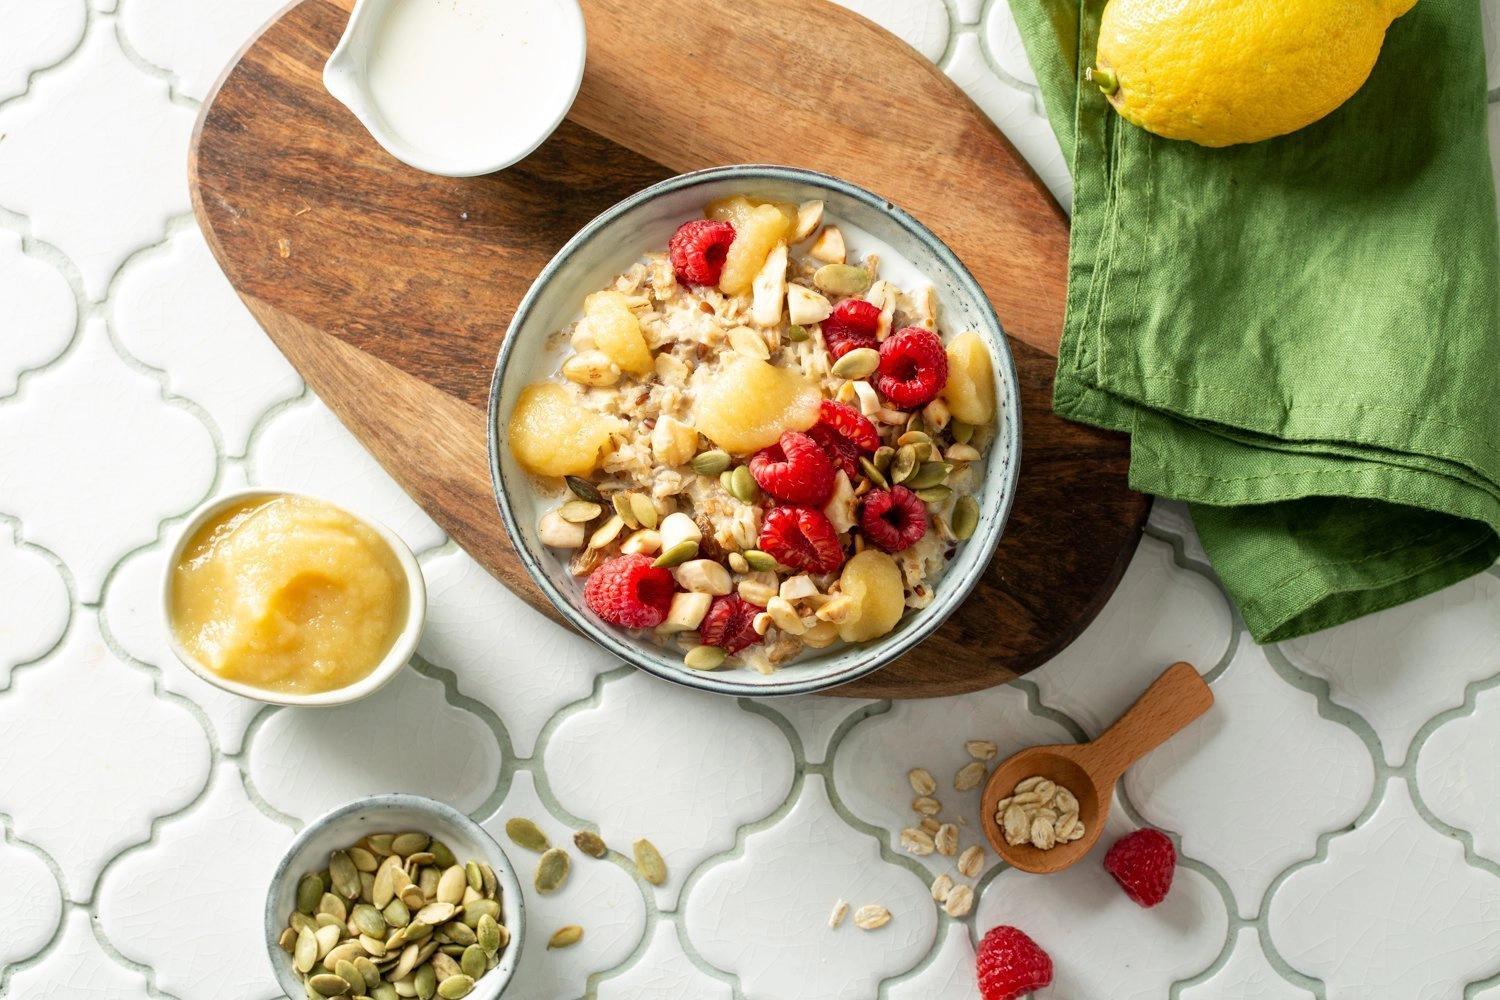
[490, 166, 1021, 696]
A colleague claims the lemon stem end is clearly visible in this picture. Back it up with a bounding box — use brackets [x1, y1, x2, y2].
[1088, 66, 1119, 96]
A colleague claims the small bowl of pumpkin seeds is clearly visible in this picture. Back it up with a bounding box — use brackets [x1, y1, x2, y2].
[266, 794, 524, 1000]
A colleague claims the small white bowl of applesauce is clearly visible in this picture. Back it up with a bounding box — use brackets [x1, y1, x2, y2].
[160, 489, 426, 707]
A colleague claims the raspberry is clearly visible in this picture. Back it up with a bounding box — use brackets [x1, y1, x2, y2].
[759, 506, 845, 575]
[860, 486, 927, 552]
[876, 327, 949, 409]
[698, 594, 762, 654]
[975, 926, 1053, 1000]
[748, 431, 836, 505]
[806, 400, 880, 479]
[583, 554, 676, 629]
[669, 220, 736, 286]
[820, 298, 881, 359]
[1103, 828, 1176, 908]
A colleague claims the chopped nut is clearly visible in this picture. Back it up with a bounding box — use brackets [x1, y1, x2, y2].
[652, 415, 698, 467]
[659, 592, 712, 634]
[766, 597, 807, 635]
[620, 529, 662, 556]
[793, 201, 825, 242]
[787, 283, 834, 325]
[538, 511, 586, 549]
[780, 574, 819, 602]
[810, 226, 847, 264]
[672, 559, 733, 595]
[828, 897, 849, 929]
[737, 579, 777, 607]
[751, 611, 774, 635]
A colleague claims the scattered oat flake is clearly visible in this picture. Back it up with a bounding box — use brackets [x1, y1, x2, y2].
[965, 740, 998, 761]
[828, 898, 849, 929]
[943, 884, 974, 917]
[853, 904, 891, 930]
[934, 823, 958, 856]
[957, 845, 984, 878]
[276, 238, 291, 259]
[908, 768, 937, 796]
[954, 761, 987, 791]
[912, 796, 941, 816]
[899, 827, 935, 856]
[930, 873, 954, 903]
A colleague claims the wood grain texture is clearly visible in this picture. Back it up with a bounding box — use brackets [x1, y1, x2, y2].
[189, 0, 1149, 698]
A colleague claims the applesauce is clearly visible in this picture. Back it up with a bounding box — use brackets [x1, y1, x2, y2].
[169, 494, 409, 695]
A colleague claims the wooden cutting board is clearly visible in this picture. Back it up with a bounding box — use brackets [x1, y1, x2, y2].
[189, 0, 1149, 698]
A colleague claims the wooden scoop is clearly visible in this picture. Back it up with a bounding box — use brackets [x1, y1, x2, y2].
[979, 662, 1213, 874]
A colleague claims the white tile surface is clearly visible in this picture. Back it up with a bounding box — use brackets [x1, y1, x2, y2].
[1, 5, 1497, 997]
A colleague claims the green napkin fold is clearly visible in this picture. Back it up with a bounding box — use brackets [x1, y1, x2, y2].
[1009, 0, 1500, 641]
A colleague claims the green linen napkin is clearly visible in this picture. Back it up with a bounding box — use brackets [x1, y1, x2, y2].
[1008, 0, 1500, 641]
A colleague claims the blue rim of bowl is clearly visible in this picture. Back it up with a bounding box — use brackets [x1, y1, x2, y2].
[487, 164, 1022, 697]
[263, 794, 525, 998]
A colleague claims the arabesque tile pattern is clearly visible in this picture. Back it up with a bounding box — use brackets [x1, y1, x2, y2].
[2, 2, 1499, 996]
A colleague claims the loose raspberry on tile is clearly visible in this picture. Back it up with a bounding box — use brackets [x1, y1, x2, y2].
[1103, 827, 1177, 907]
[820, 298, 881, 359]
[759, 506, 845, 575]
[975, 926, 1053, 1000]
[668, 219, 736, 286]
[583, 554, 676, 629]
[860, 486, 927, 552]
[876, 326, 948, 409]
[806, 399, 879, 479]
[698, 594, 762, 654]
[749, 431, 837, 505]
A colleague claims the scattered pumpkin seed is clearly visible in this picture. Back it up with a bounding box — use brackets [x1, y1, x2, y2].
[413, 964, 437, 1000]
[293, 926, 318, 973]
[307, 973, 351, 997]
[406, 849, 436, 868]
[417, 866, 441, 899]
[333, 959, 363, 994]
[729, 465, 761, 504]
[652, 539, 699, 568]
[443, 921, 477, 947]
[391, 832, 430, 856]
[464, 861, 483, 892]
[325, 942, 362, 969]
[742, 549, 779, 572]
[916, 485, 953, 504]
[891, 445, 918, 484]
[719, 469, 735, 495]
[351, 903, 386, 939]
[873, 445, 895, 474]
[296, 874, 324, 914]
[612, 492, 640, 529]
[317, 893, 347, 923]
[905, 412, 927, 436]
[429, 840, 457, 869]
[436, 865, 467, 905]
[534, 848, 570, 894]
[906, 461, 954, 490]
[896, 430, 931, 449]
[684, 645, 726, 671]
[365, 833, 394, 856]
[354, 957, 381, 991]
[329, 851, 360, 899]
[462, 899, 499, 929]
[383, 897, 410, 928]
[565, 475, 603, 504]
[785, 324, 810, 342]
[479, 863, 498, 900]
[279, 927, 298, 953]
[476, 914, 503, 954]
[952, 496, 979, 540]
[431, 951, 463, 980]
[632, 838, 668, 886]
[573, 831, 608, 858]
[588, 514, 625, 549]
[460, 945, 487, 980]
[417, 901, 456, 925]
[359, 933, 386, 957]
[814, 263, 872, 296]
[436, 975, 475, 999]
[858, 456, 888, 488]
[547, 926, 584, 950]
[558, 500, 602, 523]
[405, 919, 433, 943]
[691, 449, 731, 476]
[831, 347, 879, 380]
[951, 420, 974, 445]
[289, 911, 315, 935]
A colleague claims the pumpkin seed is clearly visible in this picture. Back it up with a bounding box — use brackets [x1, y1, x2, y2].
[307, 973, 351, 996]
[436, 865, 467, 905]
[416, 901, 456, 925]
[358, 871, 375, 902]
[401, 883, 427, 910]
[345, 846, 378, 873]
[573, 831, 607, 858]
[290, 911, 316, 935]
[464, 861, 482, 892]
[684, 645, 726, 671]
[442, 920, 477, 946]
[786, 323, 810, 342]
[719, 469, 735, 495]
[428, 841, 457, 870]
[391, 833, 430, 857]
[359, 932, 387, 957]
[729, 326, 770, 359]
[437, 975, 475, 999]
[873, 445, 895, 474]
[610, 492, 638, 529]
[916, 485, 953, 504]
[294, 927, 318, 972]
[547, 926, 583, 950]
[412, 963, 437, 1000]
[318, 893, 348, 923]
[334, 959, 364, 994]
[691, 449, 731, 476]
[431, 953, 462, 981]
[460, 945, 487, 980]
[858, 457, 888, 488]
[730, 465, 761, 504]
[534, 848, 570, 894]
[479, 864, 498, 900]
[366, 834, 395, 857]
[558, 500, 602, 523]
[651, 539, 699, 568]
[742, 549, 779, 572]
[297, 874, 324, 915]
[565, 475, 603, 504]
[372, 984, 399, 1000]
[383, 897, 410, 928]
[392, 942, 421, 981]
[896, 430, 931, 449]
[279, 927, 298, 953]
[351, 903, 386, 939]
[588, 514, 625, 549]
[405, 920, 433, 943]
[504, 817, 549, 852]
[905, 412, 927, 436]
[372, 857, 398, 908]
[354, 957, 381, 991]
[952, 496, 978, 540]
[325, 942, 362, 969]
[891, 445, 918, 484]
[407, 852, 437, 871]
[632, 838, 668, 886]
[630, 493, 659, 529]
[951, 420, 974, 445]
[831, 347, 879, 380]
[330, 851, 361, 899]
[461, 899, 499, 929]
[906, 462, 954, 490]
[814, 263, 871, 296]
[476, 914, 503, 954]
[727, 551, 750, 573]
[313, 912, 343, 930]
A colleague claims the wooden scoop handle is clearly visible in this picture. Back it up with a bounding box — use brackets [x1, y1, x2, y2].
[1079, 662, 1213, 788]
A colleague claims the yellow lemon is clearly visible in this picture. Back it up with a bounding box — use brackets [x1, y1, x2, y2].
[1093, 0, 1419, 147]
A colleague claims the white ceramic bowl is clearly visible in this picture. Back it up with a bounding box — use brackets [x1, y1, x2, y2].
[323, 0, 587, 177]
[264, 795, 524, 999]
[160, 488, 426, 708]
[488, 165, 1022, 697]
